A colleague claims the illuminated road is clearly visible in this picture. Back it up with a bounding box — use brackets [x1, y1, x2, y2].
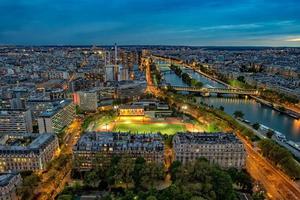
[35, 119, 82, 200]
[145, 57, 300, 200]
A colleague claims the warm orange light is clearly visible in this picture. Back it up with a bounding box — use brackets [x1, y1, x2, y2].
[293, 119, 300, 134]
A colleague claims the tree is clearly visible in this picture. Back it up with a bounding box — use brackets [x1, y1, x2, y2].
[106, 156, 121, 191]
[58, 195, 73, 200]
[141, 162, 165, 189]
[170, 161, 182, 182]
[252, 191, 265, 200]
[195, 81, 203, 88]
[252, 123, 260, 130]
[266, 129, 274, 138]
[211, 169, 235, 200]
[17, 174, 41, 200]
[146, 196, 157, 200]
[132, 157, 146, 189]
[237, 76, 245, 83]
[233, 110, 244, 119]
[219, 106, 224, 111]
[83, 171, 99, 188]
[258, 139, 300, 179]
[116, 157, 135, 189]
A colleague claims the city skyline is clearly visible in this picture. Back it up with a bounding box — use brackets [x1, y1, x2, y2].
[0, 0, 300, 46]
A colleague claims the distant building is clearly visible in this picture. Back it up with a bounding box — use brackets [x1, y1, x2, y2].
[118, 105, 144, 116]
[0, 109, 33, 134]
[73, 132, 164, 171]
[173, 133, 246, 169]
[105, 65, 115, 81]
[73, 91, 98, 112]
[0, 173, 22, 200]
[0, 133, 59, 172]
[49, 89, 66, 100]
[118, 65, 129, 81]
[38, 100, 75, 134]
[117, 80, 146, 99]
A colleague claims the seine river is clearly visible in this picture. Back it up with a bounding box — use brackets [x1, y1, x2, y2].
[159, 63, 300, 142]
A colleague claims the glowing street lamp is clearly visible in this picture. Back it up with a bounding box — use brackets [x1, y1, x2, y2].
[182, 105, 188, 110]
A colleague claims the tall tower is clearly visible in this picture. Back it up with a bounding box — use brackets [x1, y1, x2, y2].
[114, 43, 119, 81]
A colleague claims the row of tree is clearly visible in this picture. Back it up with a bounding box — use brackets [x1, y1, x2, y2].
[169, 64, 182, 76]
[258, 139, 300, 179]
[181, 73, 201, 87]
[169, 64, 203, 87]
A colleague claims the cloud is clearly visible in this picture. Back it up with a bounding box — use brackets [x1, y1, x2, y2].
[285, 38, 300, 42]
[200, 23, 262, 31]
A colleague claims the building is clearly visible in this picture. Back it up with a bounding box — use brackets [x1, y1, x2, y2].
[49, 89, 66, 100]
[73, 91, 98, 112]
[0, 133, 59, 172]
[117, 80, 146, 100]
[0, 109, 33, 134]
[73, 132, 164, 171]
[38, 100, 75, 134]
[173, 133, 246, 169]
[118, 105, 145, 116]
[26, 99, 58, 122]
[0, 173, 22, 200]
[105, 65, 115, 81]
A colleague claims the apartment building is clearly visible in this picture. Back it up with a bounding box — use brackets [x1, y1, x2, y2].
[0, 173, 22, 200]
[0, 109, 32, 134]
[73, 132, 164, 171]
[0, 133, 59, 172]
[38, 100, 75, 134]
[173, 133, 246, 169]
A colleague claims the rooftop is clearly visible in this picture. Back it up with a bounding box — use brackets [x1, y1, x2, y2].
[0, 173, 20, 187]
[74, 132, 164, 152]
[174, 132, 242, 145]
[39, 99, 72, 117]
[0, 133, 57, 153]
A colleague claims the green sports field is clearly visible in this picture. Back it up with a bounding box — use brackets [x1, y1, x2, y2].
[113, 123, 186, 135]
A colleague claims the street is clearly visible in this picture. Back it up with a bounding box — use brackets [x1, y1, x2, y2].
[34, 119, 83, 200]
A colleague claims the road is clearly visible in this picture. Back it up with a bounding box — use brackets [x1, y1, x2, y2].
[145, 57, 300, 200]
[34, 118, 83, 200]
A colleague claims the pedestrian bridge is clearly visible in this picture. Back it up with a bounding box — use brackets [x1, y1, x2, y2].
[164, 85, 260, 96]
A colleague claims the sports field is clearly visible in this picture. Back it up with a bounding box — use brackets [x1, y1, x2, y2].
[113, 122, 186, 135]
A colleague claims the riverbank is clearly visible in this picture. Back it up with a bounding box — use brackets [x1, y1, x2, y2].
[153, 55, 300, 120]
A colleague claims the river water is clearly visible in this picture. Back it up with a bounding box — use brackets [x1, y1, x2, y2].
[158, 63, 300, 142]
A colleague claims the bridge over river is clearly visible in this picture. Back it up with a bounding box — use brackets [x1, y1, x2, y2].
[164, 85, 260, 96]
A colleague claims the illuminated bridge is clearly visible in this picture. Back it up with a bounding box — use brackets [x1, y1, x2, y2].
[164, 85, 260, 96]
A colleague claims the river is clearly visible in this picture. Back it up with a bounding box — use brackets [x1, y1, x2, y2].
[158, 62, 300, 142]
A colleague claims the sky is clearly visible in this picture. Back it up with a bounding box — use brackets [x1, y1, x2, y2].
[0, 0, 300, 46]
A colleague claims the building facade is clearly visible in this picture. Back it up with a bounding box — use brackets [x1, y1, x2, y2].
[0, 109, 33, 134]
[0, 133, 59, 172]
[73, 91, 98, 112]
[38, 100, 75, 134]
[173, 133, 246, 169]
[118, 105, 145, 116]
[73, 132, 164, 171]
[0, 173, 22, 200]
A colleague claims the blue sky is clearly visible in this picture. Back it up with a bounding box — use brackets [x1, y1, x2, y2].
[0, 0, 300, 46]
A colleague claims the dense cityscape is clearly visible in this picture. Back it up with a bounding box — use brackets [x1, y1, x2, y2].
[1, 0, 300, 200]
